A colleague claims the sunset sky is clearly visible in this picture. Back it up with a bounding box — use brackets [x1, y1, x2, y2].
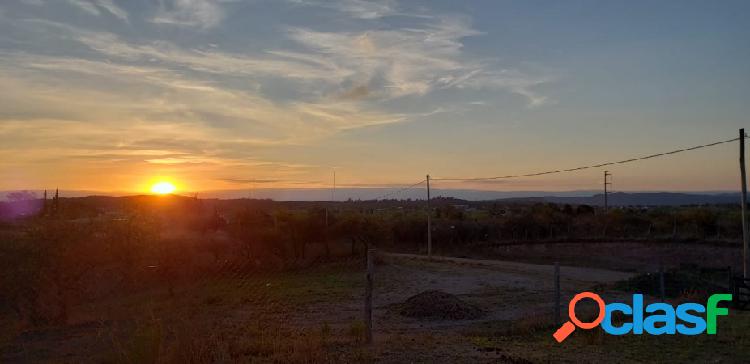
[1, 0, 749, 195]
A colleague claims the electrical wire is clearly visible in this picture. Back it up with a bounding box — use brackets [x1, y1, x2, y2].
[371, 179, 426, 200]
[432, 136, 741, 182]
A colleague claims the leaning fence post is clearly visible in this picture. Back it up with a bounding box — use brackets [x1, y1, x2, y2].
[365, 247, 374, 344]
[554, 262, 560, 327]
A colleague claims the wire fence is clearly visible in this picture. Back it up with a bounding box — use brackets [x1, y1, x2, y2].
[4, 132, 749, 363]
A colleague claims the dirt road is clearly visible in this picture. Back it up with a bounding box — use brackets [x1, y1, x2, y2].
[286, 252, 635, 339]
[373, 253, 634, 326]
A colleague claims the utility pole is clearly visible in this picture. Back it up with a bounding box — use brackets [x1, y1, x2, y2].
[426, 174, 432, 258]
[332, 170, 336, 201]
[740, 128, 749, 279]
[326, 170, 335, 241]
[323, 170, 334, 260]
[326, 169, 336, 224]
[604, 171, 612, 212]
[364, 247, 374, 344]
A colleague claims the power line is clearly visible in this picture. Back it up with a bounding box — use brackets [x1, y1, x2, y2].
[432, 136, 742, 182]
[371, 179, 426, 200]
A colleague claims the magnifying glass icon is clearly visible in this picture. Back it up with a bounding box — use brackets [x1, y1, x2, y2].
[553, 292, 606, 343]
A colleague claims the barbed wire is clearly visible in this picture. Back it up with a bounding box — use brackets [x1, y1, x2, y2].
[431, 136, 742, 182]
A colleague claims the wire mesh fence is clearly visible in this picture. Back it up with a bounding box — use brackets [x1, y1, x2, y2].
[1, 133, 749, 362]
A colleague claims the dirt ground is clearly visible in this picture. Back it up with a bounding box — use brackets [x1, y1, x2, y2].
[2, 246, 748, 363]
[479, 241, 742, 273]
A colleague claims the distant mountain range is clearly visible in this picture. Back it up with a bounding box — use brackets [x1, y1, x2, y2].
[0, 189, 743, 206]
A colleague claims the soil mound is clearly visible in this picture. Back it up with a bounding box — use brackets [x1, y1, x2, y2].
[399, 290, 485, 320]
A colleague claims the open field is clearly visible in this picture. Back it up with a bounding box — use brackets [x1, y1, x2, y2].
[2, 244, 746, 363]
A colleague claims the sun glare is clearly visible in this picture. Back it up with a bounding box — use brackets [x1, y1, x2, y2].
[150, 181, 176, 195]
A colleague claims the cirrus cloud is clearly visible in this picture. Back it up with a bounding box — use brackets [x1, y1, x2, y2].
[152, 0, 225, 29]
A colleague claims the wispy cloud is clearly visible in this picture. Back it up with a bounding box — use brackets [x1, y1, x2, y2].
[221, 178, 284, 184]
[152, 0, 225, 29]
[0, 0, 558, 190]
[72, 31, 342, 81]
[28, 12, 552, 108]
[334, 0, 398, 19]
[94, 0, 128, 21]
[286, 15, 552, 106]
[66, 0, 100, 16]
[20, 0, 45, 6]
[8, 10, 554, 149]
[219, 177, 320, 185]
[65, 0, 129, 22]
[0, 48, 403, 170]
[289, 0, 399, 19]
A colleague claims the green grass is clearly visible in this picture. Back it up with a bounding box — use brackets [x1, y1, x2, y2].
[463, 310, 750, 363]
[2, 261, 368, 363]
[118, 261, 364, 315]
[261, 264, 364, 305]
[98, 261, 368, 363]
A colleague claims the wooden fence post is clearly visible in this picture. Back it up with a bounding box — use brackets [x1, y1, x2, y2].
[426, 175, 432, 258]
[740, 128, 749, 279]
[365, 248, 374, 344]
[554, 262, 560, 327]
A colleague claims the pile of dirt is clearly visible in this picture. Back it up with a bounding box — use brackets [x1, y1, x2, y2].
[399, 290, 485, 320]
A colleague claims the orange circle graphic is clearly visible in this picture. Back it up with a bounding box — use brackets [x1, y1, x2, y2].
[568, 292, 605, 329]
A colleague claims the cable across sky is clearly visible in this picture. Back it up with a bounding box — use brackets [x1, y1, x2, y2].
[371, 179, 427, 200]
[431, 136, 743, 182]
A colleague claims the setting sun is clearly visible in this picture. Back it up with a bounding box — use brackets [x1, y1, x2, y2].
[150, 181, 176, 195]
